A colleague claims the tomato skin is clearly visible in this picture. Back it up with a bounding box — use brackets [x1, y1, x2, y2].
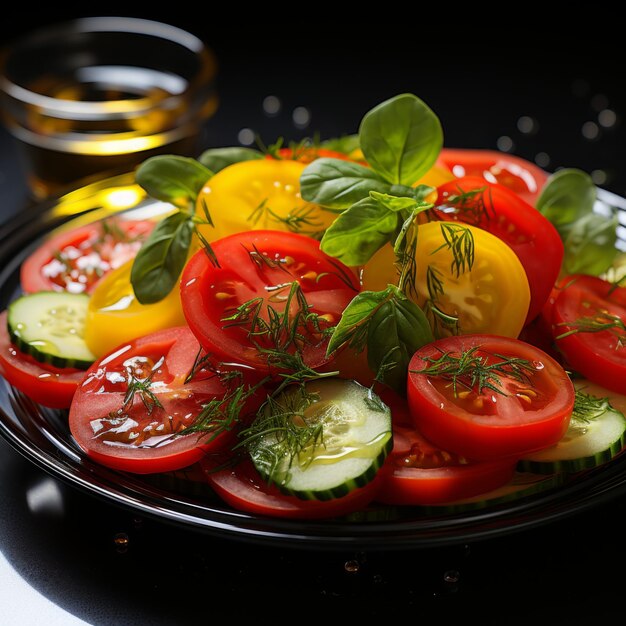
[180, 230, 359, 372]
[21, 219, 154, 295]
[70, 327, 259, 474]
[377, 394, 516, 505]
[407, 335, 574, 461]
[205, 458, 380, 519]
[551, 275, 626, 394]
[433, 176, 563, 325]
[0, 311, 84, 408]
[439, 148, 548, 205]
[378, 424, 516, 506]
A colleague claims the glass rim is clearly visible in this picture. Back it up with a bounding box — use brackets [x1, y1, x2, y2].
[0, 16, 217, 119]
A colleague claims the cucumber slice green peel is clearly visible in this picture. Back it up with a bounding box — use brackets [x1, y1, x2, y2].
[7, 291, 97, 370]
[243, 378, 392, 501]
[518, 390, 626, 474]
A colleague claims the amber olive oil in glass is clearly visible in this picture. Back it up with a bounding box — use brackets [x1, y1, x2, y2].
[0, 17, 217, 198]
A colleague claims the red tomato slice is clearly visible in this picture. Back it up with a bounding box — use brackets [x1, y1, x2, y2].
[407, 334, 574, 461]
[180, 230, 359, 372]
[21, 218, 154, 295]
[378, 423, 516, 506]
[433, 176, 563, 324]
[204, 457, 380, 519]
[551, 275, 626, 394]
[439, 148, 548, 205]
[0, 311, 85, 408]
[69, 326, 260, 474]
[270, 147, 355, 164]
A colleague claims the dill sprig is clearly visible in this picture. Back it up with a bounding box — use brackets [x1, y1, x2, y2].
[247, 197, 324, 236]
[178, 380, 265, 442]
[222, 281, 334, 358]
[556, 312, 626, 348]
[424, 265, 460, 338]
[99, 218, 130, 243]
[439, 185, 495, 225]
[432, 223, 475, 278]
[118, 361, 164, 416]
[184, 348, 217, 384]
[572, 389, 612, 423]
[237, 384, 325, 483]
[412, 345, 535, 397]
[194, 197, 220, 268]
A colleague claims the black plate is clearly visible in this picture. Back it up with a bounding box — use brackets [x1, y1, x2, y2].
[1, 173, 626, 551]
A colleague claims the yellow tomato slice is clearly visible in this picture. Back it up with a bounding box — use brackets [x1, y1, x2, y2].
[196, 159, 336, 241]
[360, 243, 398, 292]
[413, 221, 530, 338]
[84, 259, 186, 357]
[415, 163, 455, 189]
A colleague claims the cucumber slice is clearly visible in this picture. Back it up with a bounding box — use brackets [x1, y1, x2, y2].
[7, 291, 96, 370]
[518, 391, 626, 474]
[246, 378, 392, 501]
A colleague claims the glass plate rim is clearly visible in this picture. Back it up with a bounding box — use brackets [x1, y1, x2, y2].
[1, 172, 626, 551]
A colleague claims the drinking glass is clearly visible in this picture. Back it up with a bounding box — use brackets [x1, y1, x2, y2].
[0, 17, 218, 198]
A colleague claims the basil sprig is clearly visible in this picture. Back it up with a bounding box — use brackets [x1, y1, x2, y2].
[135, 155, 213, 209]
[322, 191, 431, 266]
[198, 147, 263, 173]
[131, 155, 215, 304]
[537, 168, 619, 276]
[320, 134, 360, 155]
[301, 94, 443, 266]
[327, 285, 434, 392]
[359, 94, 442, 186]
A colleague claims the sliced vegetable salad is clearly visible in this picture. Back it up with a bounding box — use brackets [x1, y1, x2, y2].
[1, 93, 625, 519]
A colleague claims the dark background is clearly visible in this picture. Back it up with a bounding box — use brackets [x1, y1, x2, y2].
[0, 12, 626, 624]
[1, 12, 625, 195]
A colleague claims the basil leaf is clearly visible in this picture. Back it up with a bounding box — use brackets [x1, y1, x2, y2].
[359, 93, 443, 186]
[414, 184, 436, 201]
[131, 212, 194, 304]
[198, 147, 263, 173]
[136, 156, 213, 210]
[300, 158, 391, 210]
[369, 191, 420, 212]
[321, 134, 360, 155]
[320, 197, 398, 266]
[326, 288, 393, 355]
[367, 289, 434, 391]
[536, 169, 596, 231]
[563, 212, 619, 276]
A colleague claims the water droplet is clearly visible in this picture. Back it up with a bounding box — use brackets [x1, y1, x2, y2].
[532, 360, 545, 370]
[517, 116, 538, 134]
[238, 128, 255, 146]
[535, 152, 550, 168]
[292, 106, 311, 129]
[496, 135, 514, 152]
[114, 532, 129, 553]
[262, 95, 281, 116]
[344, 559, 360, 573]
[582, 121, 600, 140]
[452, 164, 465, 178]
[443, 570, 460, 584]
[598, 109, 617, 128]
